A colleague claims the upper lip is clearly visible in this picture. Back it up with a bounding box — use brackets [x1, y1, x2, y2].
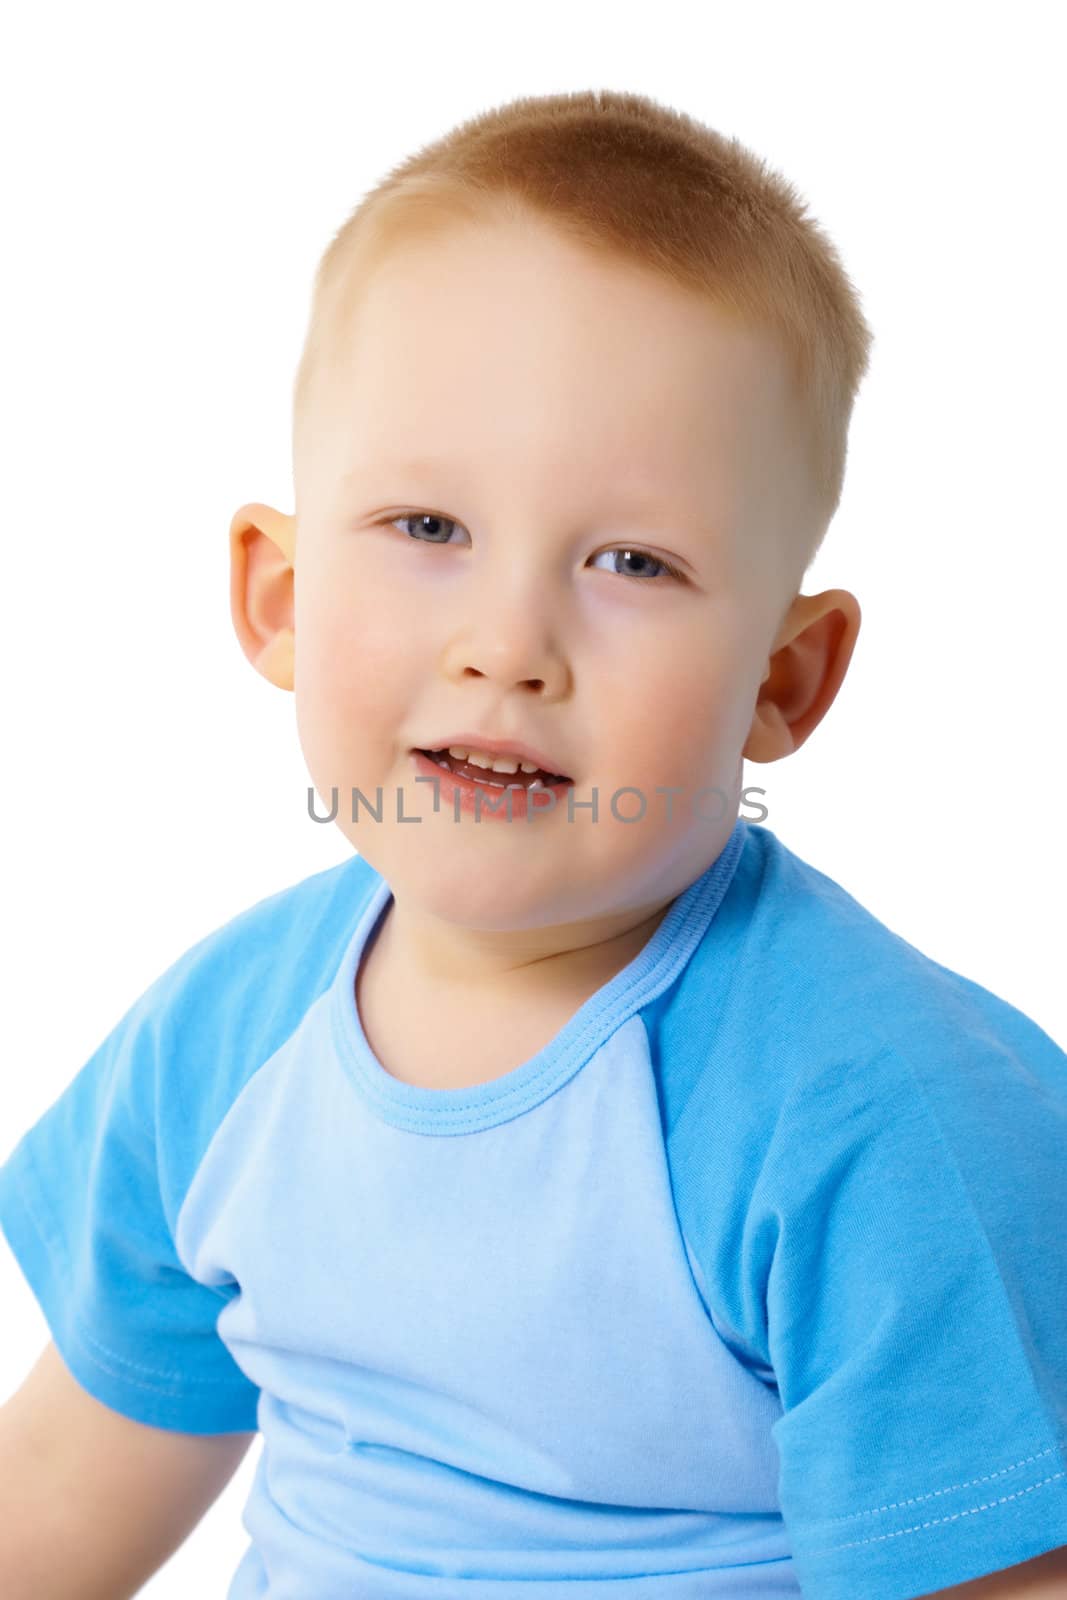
[414, 733, 573, 781]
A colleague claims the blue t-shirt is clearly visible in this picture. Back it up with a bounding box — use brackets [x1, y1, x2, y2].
[2, 818, 1065, 1600]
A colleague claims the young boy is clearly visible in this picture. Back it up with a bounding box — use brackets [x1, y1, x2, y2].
[1, 89, 1065, 1600]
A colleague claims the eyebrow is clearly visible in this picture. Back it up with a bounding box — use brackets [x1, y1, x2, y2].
[340, 459, 695, 520]
[343, 460, 435, 483]
[342, 457, 452, 487]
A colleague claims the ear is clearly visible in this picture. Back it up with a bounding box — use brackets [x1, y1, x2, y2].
[229, 502, 297, 691]
[743, 588, 861, 763]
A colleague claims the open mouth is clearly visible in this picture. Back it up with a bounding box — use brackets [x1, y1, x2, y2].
[414, 748, 572, 789]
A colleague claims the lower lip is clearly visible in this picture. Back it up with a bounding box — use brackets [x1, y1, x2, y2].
[410, 749, 571, 821]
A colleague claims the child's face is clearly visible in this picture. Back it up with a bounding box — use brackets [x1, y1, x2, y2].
[232, 215, 857, 960]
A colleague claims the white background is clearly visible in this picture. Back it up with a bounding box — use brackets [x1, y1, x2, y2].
[1, 1, 1064, 1592]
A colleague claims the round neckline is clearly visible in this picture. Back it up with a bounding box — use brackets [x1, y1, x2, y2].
[329, 818, 749, 1135]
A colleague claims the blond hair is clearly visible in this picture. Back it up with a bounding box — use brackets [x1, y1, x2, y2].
[292, 88, 873, 578]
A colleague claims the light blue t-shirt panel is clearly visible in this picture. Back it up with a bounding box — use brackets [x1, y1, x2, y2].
[176, 821, 798, 1598]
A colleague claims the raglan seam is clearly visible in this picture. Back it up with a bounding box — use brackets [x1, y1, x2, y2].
[162, 861, 382, 1245]
[666, 823, 773, 1141]
[9, 1140, 252, 1394]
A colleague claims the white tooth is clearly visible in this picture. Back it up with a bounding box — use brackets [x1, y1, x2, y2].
[455, 748, 521, 773]
[445, 746, 549, 777]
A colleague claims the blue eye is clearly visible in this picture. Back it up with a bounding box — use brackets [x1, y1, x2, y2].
[391, 513, 462, 545]
[588, 548, 684, 582]
[382, 513, 684, 581]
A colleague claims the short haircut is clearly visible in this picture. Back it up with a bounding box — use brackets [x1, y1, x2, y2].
[292, 89, 874, 583]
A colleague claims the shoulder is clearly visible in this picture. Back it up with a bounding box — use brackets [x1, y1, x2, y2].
[676, 819, 1064, 1093]
[128, 850, 379, 1035]
[70, 851, 386, 1192]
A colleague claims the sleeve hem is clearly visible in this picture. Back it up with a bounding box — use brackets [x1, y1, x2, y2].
[801, 1437, 1067, 1552]
[0, 1139, 260, 1436]
[789, 1449, 1067, 1600]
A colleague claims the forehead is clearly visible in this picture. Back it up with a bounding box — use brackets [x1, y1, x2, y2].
[314, 216, 800, 525]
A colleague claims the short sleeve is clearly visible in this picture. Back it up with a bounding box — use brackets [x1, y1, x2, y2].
[762, 1014, 1067, 1599]
[0, 976, 261, 1435]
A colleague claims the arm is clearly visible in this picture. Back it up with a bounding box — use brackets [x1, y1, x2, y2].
[917, 1543, 1067, 1597]
[0, 1339, 256, 1600]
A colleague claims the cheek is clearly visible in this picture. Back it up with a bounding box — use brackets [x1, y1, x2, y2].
[625, 645, 742, 777]
[293, 567, 412, 754]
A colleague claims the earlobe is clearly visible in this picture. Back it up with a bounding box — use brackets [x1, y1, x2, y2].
[257, 628, 296, 691]
[743, 588, 861, 764]
[229, 502, 297, 692]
